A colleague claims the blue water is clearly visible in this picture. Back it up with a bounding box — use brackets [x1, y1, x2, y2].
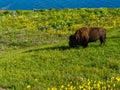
[0, 0, 120, 10]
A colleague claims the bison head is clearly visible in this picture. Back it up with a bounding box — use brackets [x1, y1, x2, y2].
[69, 35, 80, 47]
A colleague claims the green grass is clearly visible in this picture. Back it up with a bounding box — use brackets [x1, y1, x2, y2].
[0, 9, 120, 89]
[0, 28, 119, 90]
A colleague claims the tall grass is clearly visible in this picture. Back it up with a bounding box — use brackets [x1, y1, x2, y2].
[0, 8, 120, 33]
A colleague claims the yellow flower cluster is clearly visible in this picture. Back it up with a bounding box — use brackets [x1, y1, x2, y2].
[48, 87, 57, 90]
[47, 29, 72, 35]
[48, 77, 120, 90]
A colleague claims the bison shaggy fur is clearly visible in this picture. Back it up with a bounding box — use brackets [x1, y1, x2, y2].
[69, 27, 106, 48]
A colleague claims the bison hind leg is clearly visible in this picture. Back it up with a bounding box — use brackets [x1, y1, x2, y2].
[100, 37, 106, 46]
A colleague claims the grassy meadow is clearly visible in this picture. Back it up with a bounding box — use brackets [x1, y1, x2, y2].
[0, 8, 120, 90]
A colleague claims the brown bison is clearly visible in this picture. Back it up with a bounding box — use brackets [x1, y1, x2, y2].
[69, 27, 106, 48]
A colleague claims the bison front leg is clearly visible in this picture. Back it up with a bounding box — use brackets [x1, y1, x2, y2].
[82, 41, 88, 48]
[82, 37, 89, 48]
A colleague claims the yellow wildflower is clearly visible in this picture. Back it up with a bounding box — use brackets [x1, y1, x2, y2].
[113, 84, 115, 87]
[53, 88, 57, 90]
[96, 83, 100, 89]
[69, 86, 74, 90]
[107, 85, 111, 88]
[111, 77, 115, 80]
[48, 88, 57, 90]
[102, 86, 106, 90]
[60, 85, 64, 89]
[79, 85, 83, 89]
[87, 85, 91, 90]
[116, 77, 120, 82]
[26, 85, 31, 88]
[67, 84, 70, 87]
[34, 78, 38, 81]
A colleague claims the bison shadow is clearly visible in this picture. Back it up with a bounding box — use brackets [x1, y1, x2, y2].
[107, 36, 120, 39]
[23, 45, 70, 53]
[23, 43, 106, 53]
